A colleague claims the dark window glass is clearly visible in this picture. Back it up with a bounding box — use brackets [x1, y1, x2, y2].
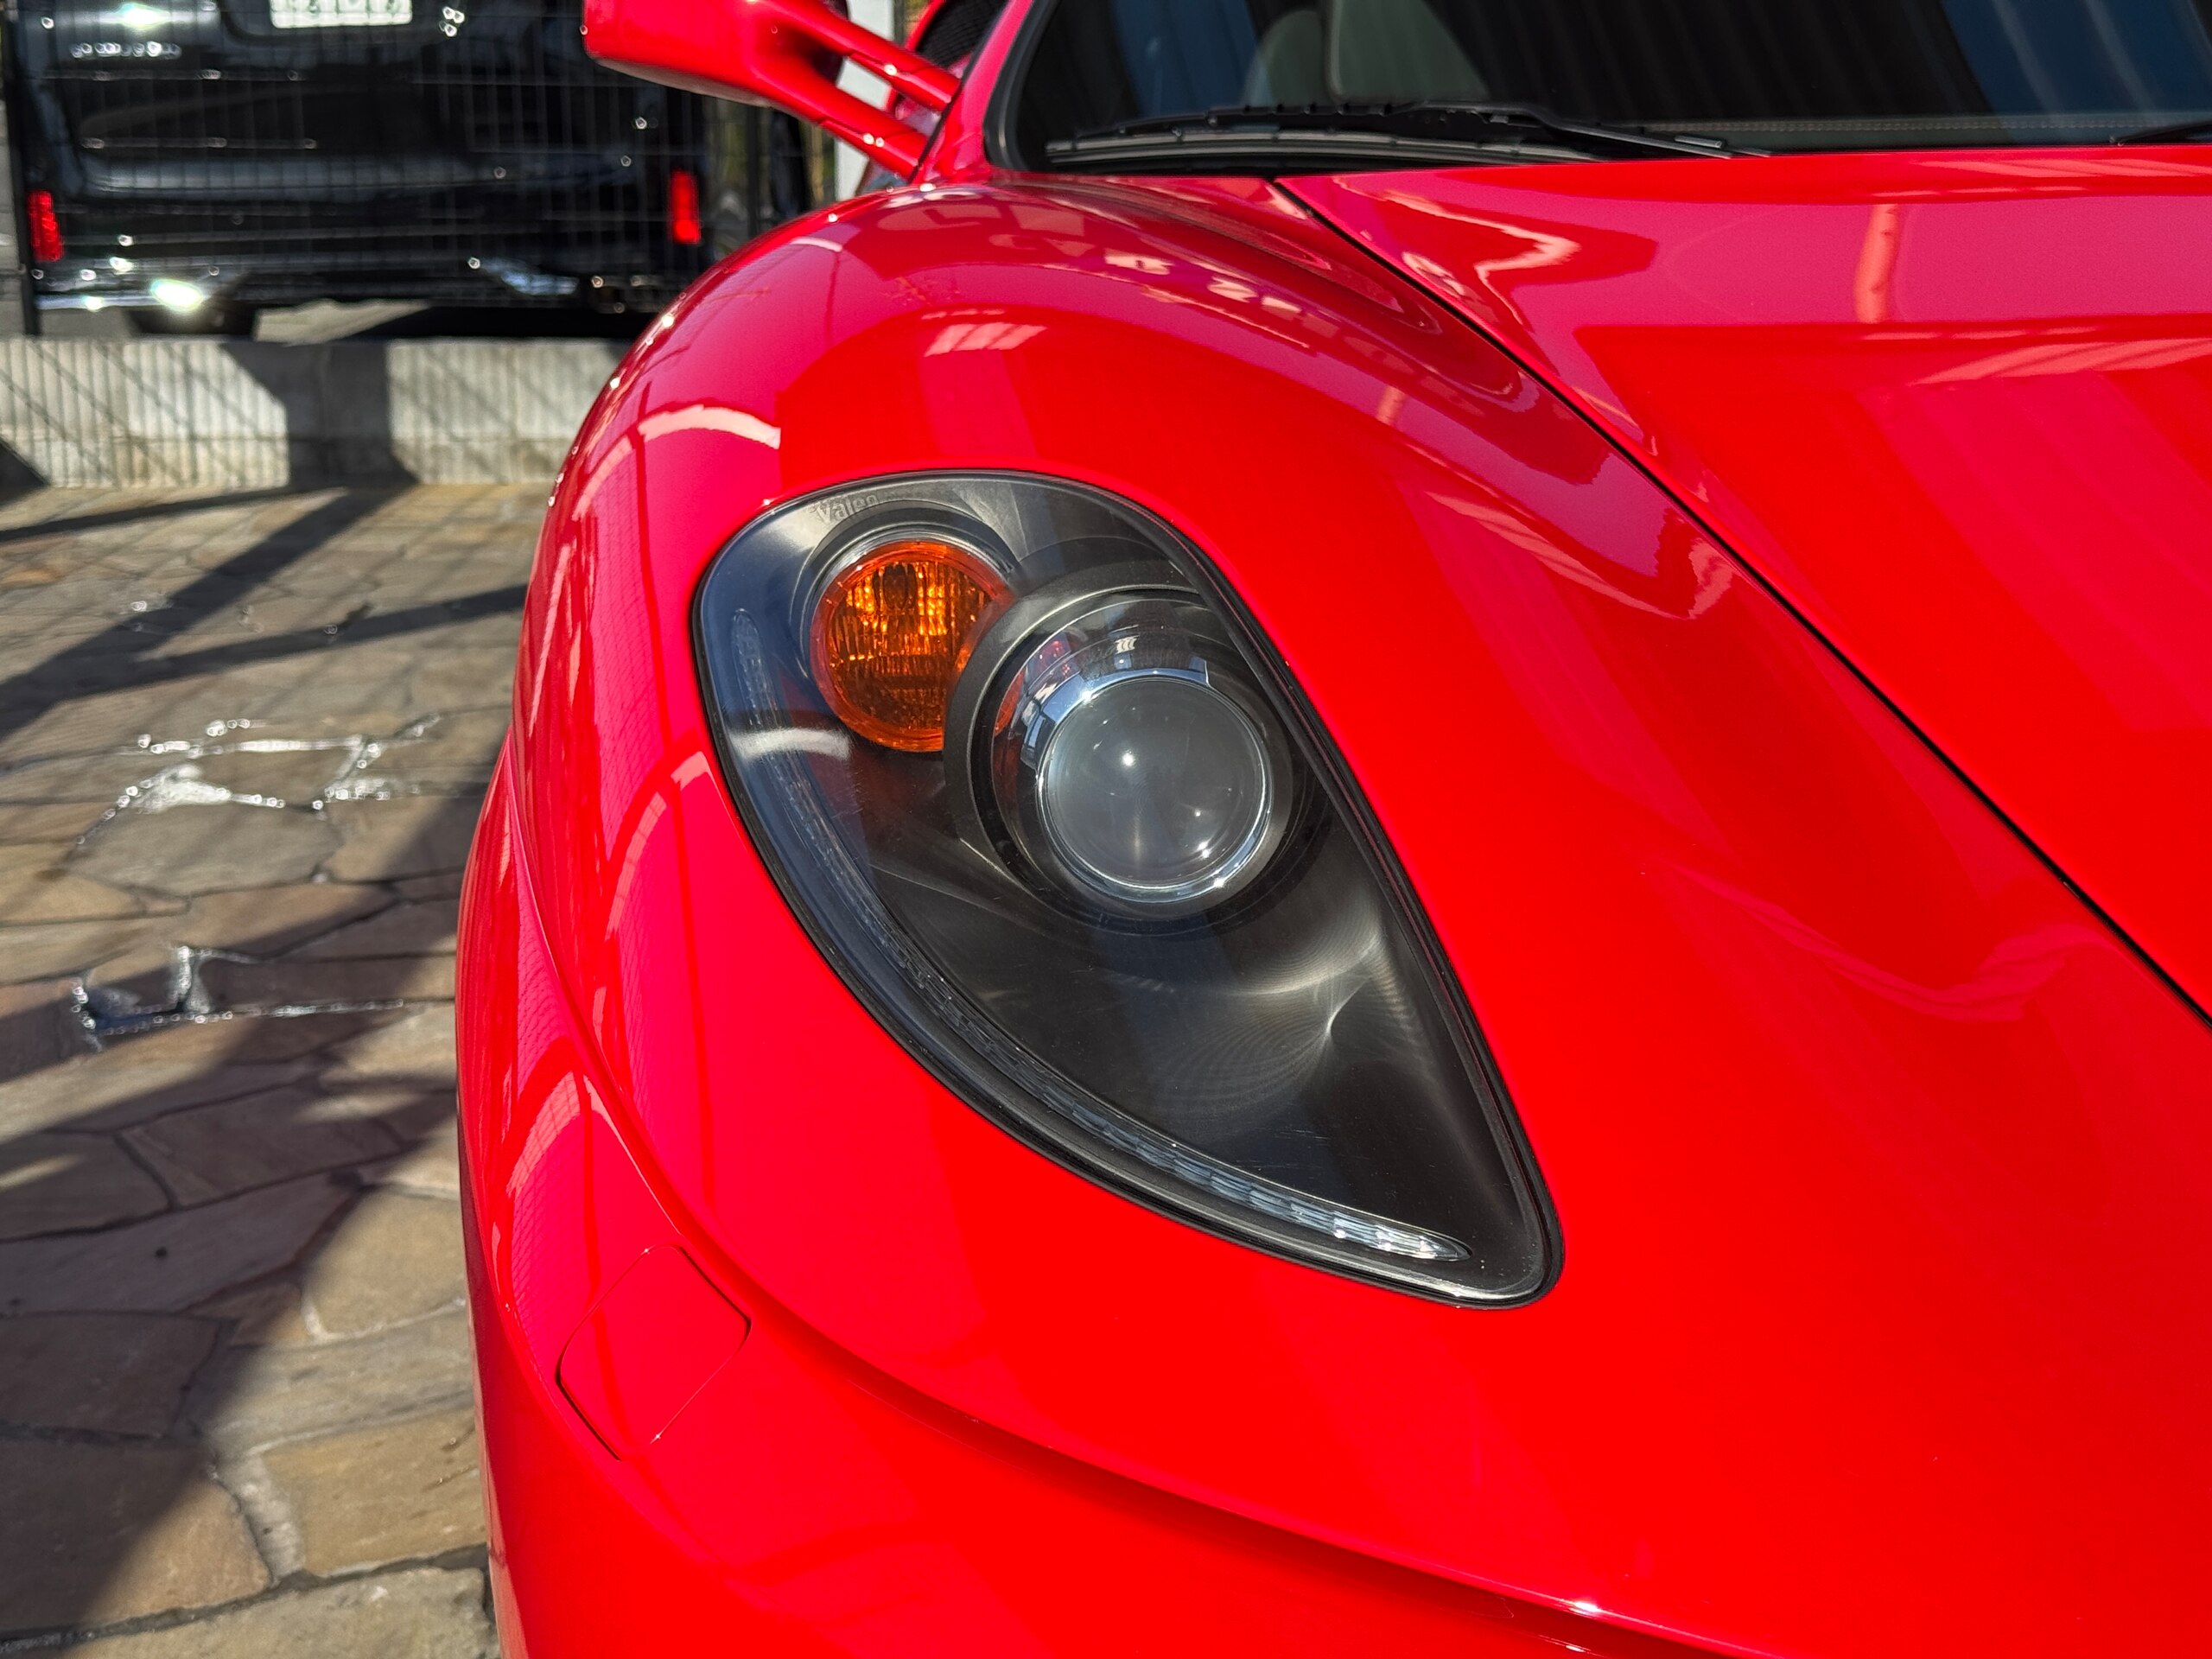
[1010, 0, 2212, 162]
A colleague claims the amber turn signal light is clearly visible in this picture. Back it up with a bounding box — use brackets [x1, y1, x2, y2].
[809, 538, 1011, 752]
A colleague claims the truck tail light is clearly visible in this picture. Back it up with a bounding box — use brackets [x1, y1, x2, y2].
[669, 168, 702, 246]
[27, 191, 63, 265]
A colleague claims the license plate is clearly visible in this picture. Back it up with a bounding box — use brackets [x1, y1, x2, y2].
[269, 0, 413, 28]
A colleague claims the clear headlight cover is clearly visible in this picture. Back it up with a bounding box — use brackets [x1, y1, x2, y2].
[694, 474, 1554, 1302]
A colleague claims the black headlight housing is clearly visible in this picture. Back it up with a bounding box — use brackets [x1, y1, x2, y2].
[695, 474, 1555, 1303]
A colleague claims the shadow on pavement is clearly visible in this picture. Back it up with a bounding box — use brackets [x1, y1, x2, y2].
[0, 486, 528, 1651]
[0, 490, 400, 752]
[90, 585, 532, 707]
[0, 490, 311, 553]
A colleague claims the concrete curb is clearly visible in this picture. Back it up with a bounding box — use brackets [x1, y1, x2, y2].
[0, 339, 625, 487]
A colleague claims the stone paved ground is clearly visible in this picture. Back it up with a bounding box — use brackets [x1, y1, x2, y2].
[0, 486, 540, 1654]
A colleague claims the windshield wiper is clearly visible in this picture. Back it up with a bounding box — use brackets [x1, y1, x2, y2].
[1046, 103, 1752, 172]
[2111, 113, 2212, 144]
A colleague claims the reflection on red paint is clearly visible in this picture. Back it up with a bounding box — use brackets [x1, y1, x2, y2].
[1291, 151, 2212, 1014]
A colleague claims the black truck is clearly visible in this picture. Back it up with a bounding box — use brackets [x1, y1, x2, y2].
[3, 0, 811, 331]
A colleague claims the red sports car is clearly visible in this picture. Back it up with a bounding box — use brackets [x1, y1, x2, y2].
[455, 3, 2212, 1653]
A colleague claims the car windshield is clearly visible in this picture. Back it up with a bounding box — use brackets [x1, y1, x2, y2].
[1007, 0, 2212, 167]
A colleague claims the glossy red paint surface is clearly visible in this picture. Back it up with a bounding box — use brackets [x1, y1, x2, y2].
[461, 748, 1705, 1659]
[581, 0, 956, 175]
[452, 143, 2212, 1656]
[1289, 150, 2212, 1014]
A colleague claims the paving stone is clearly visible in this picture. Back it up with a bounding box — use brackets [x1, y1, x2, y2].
[188, 1306, 472, 1453]
[366, 1117, 461, 1199]
[68, 1566, 499, 1658]
[325, 1003, 457, 1089]
[0, 1440, 267, 1634]
[0, 1129, 171, 1240]
[251, 561, 401, 599]
[0, 1057, 308, 1139]
[0, 749, 166, 805]
[0, 842, 146, 922]
[0, 553, 66, 588]
[208, 714, 414, 750]
[3, 692, 265, 768]
[262, 1408, 485, 1576]
[411, 611, 522, 652]
[0, 1173, 349, 1314]
[203, 592, 382, 639]
[302, 1190, 467, 1336]
[86, 942, 191, 1014]
[0, 799, 114, 842]
[368, 714, 508, 795]
[198, 1278, 313, 1346]
[197, 954, 456, 1010]
[403, 652, 517, 716]
[73, 805, 341, 897]
[0, 976, 96, 1082]
[189, 746, 360, 804]
[99, 1007, 403, 1068]
[323, 798, 485, 883]
[292, 899, 461, 960]
[123, 1087, 404, 1205]
[321, 1084, 457, 1150]
[388, 706, 510, 761]
[0, 918, 161, 984]
[174, 882, 391, 956]
[0, 486, 531, 1642]
[250, 664, 421, 724]
[0, 1313, 215, 1434]
[393, 870, 468, 902]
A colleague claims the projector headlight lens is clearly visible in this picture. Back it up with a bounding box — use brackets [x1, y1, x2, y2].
[980, 594, 1291, 918]
[1036, 669, 1270, 901]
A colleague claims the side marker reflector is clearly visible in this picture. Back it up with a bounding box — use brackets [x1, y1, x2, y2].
[556, 1244, 748, 1458]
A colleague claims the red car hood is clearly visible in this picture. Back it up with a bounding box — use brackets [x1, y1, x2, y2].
[1290, 150, 2212, 1015]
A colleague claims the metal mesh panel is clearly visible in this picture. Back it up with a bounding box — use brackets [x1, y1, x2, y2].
[914, 0, 1007, 68]
[4, 0, 813, 321]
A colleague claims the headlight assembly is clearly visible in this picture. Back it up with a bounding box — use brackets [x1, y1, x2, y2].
[695, 474, 1554, 1303]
